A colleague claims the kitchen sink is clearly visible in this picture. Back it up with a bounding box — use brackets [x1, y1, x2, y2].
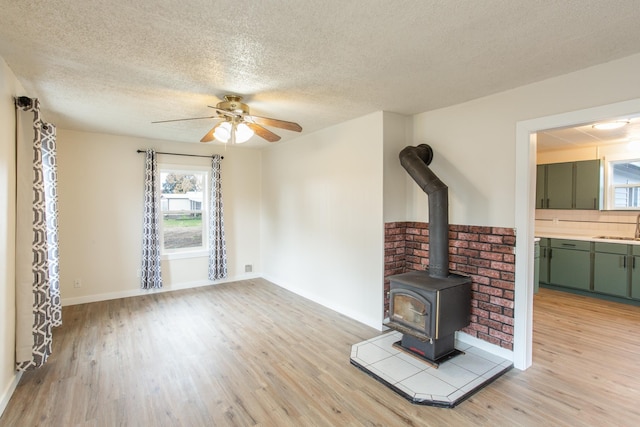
[594, 235, 640, 241]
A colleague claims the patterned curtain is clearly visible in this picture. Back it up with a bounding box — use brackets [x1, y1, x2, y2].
[140, 149, 163, 289]
[41, 122, 62, 326]
[15, 97, 61, 371]
[208, 155, 227, 280]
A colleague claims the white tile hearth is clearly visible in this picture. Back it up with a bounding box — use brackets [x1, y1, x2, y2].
[350, 331, 512, 407]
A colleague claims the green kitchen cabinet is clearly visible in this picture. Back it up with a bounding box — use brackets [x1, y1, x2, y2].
[538, 238, 550, 285]
[631, 257, 640, 300]
[631, 246, 640, 300]
[593, 243, 629, 298]
[536, 165, 546, 209]
[546, 162, 573, 209]
[536, 160, 601, 210]
[541, 238, 640, 304]
[549, 239, 591, 290]
[534, 240, 540, 293]
[575, 160, 601, 210]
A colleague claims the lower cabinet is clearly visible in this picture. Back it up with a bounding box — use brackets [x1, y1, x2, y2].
[632, 246, 640, 300]
[538, 238, 550, 285]
[593, 243, 629, 298]
[538, 238, 640, 302]
[548, 239, 590, 291]
[632, 257, 640, 299]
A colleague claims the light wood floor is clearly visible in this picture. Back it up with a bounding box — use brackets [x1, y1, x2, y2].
[1, 279, 639, 426]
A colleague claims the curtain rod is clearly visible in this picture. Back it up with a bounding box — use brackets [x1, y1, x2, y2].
[136, 150, 223, 159]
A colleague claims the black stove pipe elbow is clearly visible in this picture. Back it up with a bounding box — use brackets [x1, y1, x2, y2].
[399, 144, 449, 279]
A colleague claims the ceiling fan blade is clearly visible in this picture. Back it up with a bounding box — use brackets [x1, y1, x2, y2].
[247, 123, 281, 142]
[246, 115, 302, 132]
[152, 115, 218, 124]
[201, 122, 222, 143]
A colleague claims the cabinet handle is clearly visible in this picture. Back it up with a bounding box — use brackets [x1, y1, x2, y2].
[541, 198, 544, 208]
[634, 257, 637, 270]
[546, 198, 550, 208]
[593, 198, 597, 209]
[549, 249, 552, 259]
[623, 256, 627, 269]
[561, 243, 576, 247]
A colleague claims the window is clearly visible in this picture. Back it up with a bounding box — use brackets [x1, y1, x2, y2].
[609, 159, 640, 209]
[159, 166, 208, 254]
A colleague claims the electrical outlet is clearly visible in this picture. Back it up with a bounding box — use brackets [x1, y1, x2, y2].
[245, 264, 252, 273]
[73, 279, 82, 288]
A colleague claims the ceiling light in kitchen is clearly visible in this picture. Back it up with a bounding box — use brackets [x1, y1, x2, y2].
[592, 120, 629, 130]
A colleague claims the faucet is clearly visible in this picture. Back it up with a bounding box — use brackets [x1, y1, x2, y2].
[635, 213, 640, 239]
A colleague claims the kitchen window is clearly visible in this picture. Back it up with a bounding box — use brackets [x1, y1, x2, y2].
[608, 159, 640, 209]
[159, 165, 209, 256]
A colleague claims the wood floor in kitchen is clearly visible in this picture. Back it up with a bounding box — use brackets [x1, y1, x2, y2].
[1, 279, 638, 426]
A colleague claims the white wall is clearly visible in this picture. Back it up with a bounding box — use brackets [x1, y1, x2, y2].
[383, 112, 412, 222]
[412, 53, 640, 369]
[57, 129, 262, 305]
[260, 112, 386, 328]
[0, 57, 22, 415]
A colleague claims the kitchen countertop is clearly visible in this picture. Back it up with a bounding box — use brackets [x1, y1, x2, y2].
[535, 232, 640, 245]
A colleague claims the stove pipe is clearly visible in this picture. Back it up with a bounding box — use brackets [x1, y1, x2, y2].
[399, 144, 449, 279]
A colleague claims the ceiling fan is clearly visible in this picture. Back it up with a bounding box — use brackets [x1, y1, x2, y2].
[152, 95, 302, 144]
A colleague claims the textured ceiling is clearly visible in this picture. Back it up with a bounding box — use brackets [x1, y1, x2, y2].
[2, 0, 640, 147]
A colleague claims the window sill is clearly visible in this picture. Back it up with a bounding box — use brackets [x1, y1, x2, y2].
[161, 250, 208, 261]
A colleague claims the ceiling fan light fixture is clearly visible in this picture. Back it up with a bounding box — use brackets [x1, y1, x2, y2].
[592, 120, 629, 130]
[235, 122, 254, 143]
[212, 120, 254, 144]
[213, 121, 232, 143]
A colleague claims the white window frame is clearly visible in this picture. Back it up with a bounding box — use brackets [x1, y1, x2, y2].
[158, 163, 209, 259]
[604, 153, 640, 210]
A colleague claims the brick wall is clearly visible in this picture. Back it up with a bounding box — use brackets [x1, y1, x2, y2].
[384, 222, 516, 351]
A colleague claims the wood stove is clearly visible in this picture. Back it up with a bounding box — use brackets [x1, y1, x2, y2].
[385, 144, 471, 365]
[387, 271, 470, 362]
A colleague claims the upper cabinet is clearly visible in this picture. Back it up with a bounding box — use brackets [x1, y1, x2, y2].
[546, 162, 573, 209]
[536, 160, 601, 210]
[575, 160, 601, 209]
[536, 165, 546, 209]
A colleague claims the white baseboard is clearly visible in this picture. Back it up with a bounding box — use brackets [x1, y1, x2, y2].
[456, 331, 514, 363]
[0, 371, 22, 418]
[61, 273, 261, 306]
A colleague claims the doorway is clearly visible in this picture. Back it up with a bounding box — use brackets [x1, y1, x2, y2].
[513, 98, 640, 370]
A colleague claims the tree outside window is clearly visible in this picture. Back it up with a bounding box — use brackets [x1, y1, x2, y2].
[160, 169, 208, 251]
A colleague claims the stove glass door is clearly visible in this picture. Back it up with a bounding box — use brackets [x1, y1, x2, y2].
[390, 289, 431, 332]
